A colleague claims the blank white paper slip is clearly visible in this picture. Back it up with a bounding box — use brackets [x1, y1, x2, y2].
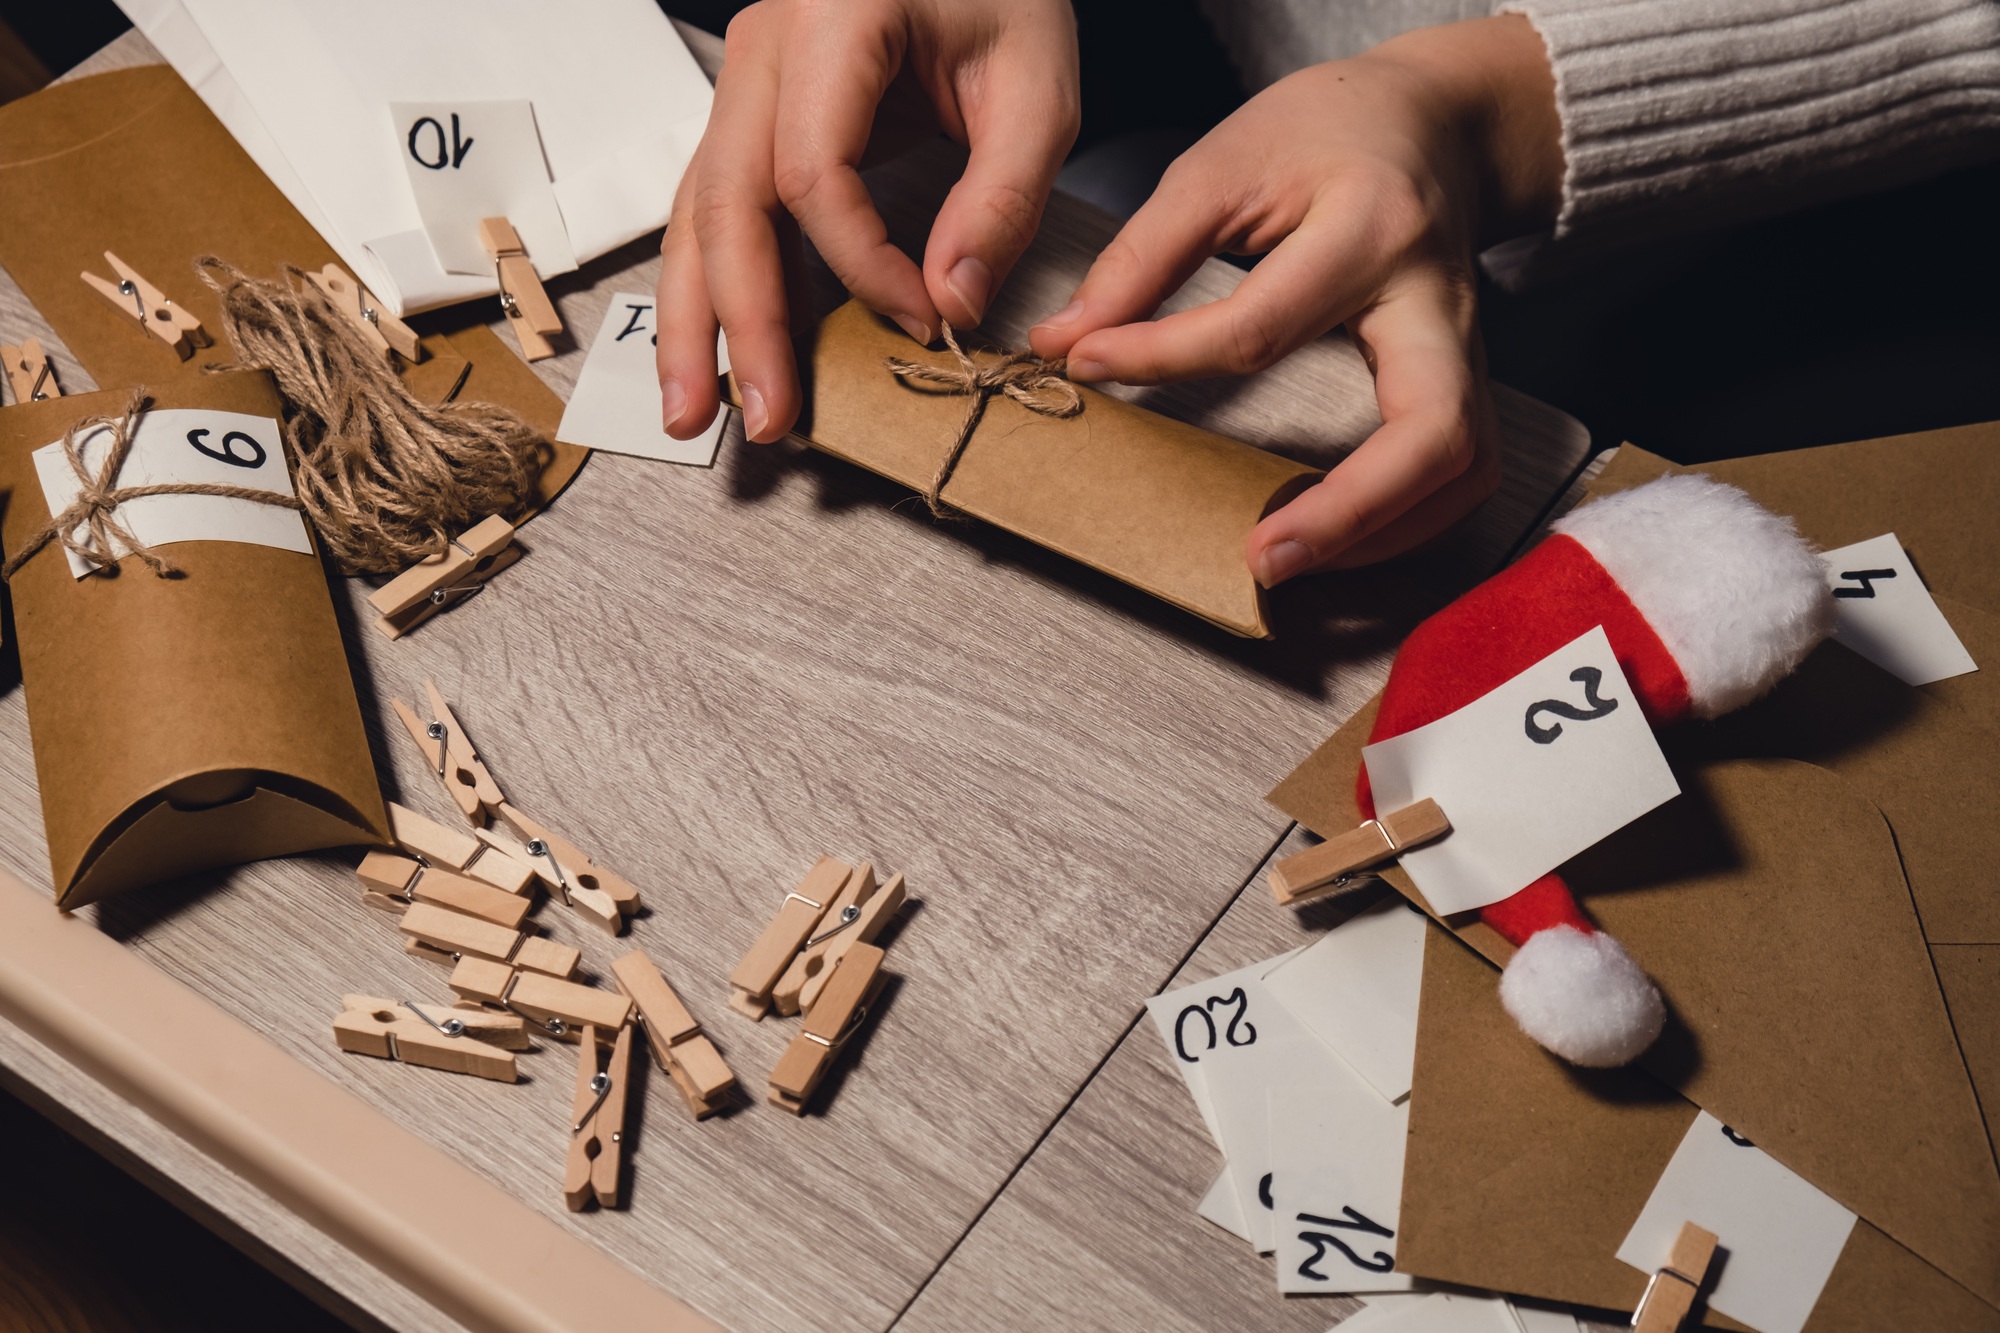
[557, 294, 731, 466]
[1347, 1292, 1522, 1333]
[1362, 626, 1680, 916]
[1619, 1112, 1856, 1333]
[1820, 533, 1977, 685]
[32, 409, 309, 578]
[1263, 896, 1426, 1102]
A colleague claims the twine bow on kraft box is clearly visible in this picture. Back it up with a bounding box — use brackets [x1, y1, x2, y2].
[0, 373, 389, 908]
[731, 300, 1324, 640]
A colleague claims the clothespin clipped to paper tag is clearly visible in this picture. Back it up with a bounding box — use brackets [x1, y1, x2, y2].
[1268, 798, 1451, 908]
[369, 515, 518, 640]
[480, 217, 563, 361]
[611, 949, 736, 1119]
[767, 943, 887, 1115]
[80, 252, 209, 360]
[304, 262, 424, 362]
[728, 856, 859, 1019]
[388, 801, 537, 896]
[1, 337, 59, 402]
[1631, 1221, 1718, 1332]
[449, 956, 631, 1042]
[398, 900, 579, 978]
[392, 679, 506, 824]
[356, 849, 530, 928]
[496, 802, 643, 932]
[332, 994, 526, 1082]
[564, 1022, 635, 1211]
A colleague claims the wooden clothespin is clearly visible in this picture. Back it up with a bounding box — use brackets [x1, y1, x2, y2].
[1, 337, 59, 402]
[357, 850, 530, 928]
[774, 869, 904, 1017]
[80, 252, 209, 360]
[397, 901, 579, 978]
[768, 943, 886, 1115]
[333, 994, 526, 1082]
[449, 957, 631, 1042]
[611, 949, 736, 1119]
[463, 825, 544, 897]
[564, 1022, 634, 1211]
[304, 262, 424, 361]
[392, 680, 506, 824]
[1268, 798, 1451, 908]
[479, 217, 563, 361]
[728, 856, 855, 1019]
[369, 515, 518, 640]
[1632, 1221, 1718, 1333]
[388, 801, 537, 896]
[497, 802, 642, 932]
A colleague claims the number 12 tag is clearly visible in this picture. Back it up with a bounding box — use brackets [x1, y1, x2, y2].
[1362, 625, 1681, 915]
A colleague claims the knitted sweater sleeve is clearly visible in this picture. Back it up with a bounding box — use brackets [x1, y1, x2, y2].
[1497, 0, 2000, 246]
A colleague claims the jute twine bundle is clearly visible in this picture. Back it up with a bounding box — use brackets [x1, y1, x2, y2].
[196, 257, 544, 574]
[1, 390, 304, 580]
[884, 322, 1081, 517]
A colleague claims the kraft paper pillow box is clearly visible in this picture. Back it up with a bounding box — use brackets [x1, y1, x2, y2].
[0, 373, 388, 907]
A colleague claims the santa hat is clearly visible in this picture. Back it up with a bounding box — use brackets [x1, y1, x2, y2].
[1360, 473, 1833, 1065]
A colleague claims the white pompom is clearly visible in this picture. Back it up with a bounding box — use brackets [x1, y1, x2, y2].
[1554, 473, 1834, 718]
[1498, 926, 1665, 1067]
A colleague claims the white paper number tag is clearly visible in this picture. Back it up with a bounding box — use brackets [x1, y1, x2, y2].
[392, 100, 575, 277]
[1262, 895, 1427, 1103]
[557, 294, 731, 466]
[1618, 1112, 1856, 1333]
[1820, 533, 1977, 686]
[1267, 1064, 1416, 1294]
[1362, 625, 1681, 916]
[32, 409, 310, 579]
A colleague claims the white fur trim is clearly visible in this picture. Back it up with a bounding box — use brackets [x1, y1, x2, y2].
[1498, 926, 1665, 1067]
[1554, 473, 1834, 718]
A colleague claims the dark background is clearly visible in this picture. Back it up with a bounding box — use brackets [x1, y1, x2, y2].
[0, 0, 1995, 1327]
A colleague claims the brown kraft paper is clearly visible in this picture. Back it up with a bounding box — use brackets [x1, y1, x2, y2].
[737, 300, 1321, 638]
[0, 373, 387, 906]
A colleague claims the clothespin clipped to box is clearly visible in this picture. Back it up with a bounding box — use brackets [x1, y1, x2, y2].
[449, 956, 631, 1043]
[304, 262, 424, 362]
[393, 679, 506, 824]
[480, 217, 563, 361]
[398, 901, 579, 978]
[333, 994, 526, 1082]
[1631, 1221, 1718, 1333]
[768, 943, 886, 1115]
[564, 1022, 634, 1211]
[611, 949, 736, 1119]
[496, 803, 641, 934]
[1, 337, 59, 402]
[774, 871, 905, 1017]
[728, 856, 861, 1019]
[388, 801, 537, 896]
[369, 515, 518, 640]
[357, 850, 530, 928]
[80, 251, 209, 360]
[1268, 798, 1451, 908]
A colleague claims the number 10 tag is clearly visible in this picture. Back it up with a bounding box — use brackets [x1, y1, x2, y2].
[1362, 625, 1681, 915]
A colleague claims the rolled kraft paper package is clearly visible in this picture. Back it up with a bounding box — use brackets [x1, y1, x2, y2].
[0, 372, 388, 907]
[734, 301, 1322, 639]
[0, 65, 580, 506]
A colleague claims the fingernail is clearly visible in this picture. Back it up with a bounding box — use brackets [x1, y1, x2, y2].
[945, 256, 993, 325]
[891, 312, 933, 345]
[1067, 356, 1109, 382]
[1257, 539, 1312, 588]
[660, 377, 687, 430]
[1037, 299, 1084, 332]
[741, 382, 768, 441]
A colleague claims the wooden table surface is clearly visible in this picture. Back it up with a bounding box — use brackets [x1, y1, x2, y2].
[0, 25, 1593, 1333]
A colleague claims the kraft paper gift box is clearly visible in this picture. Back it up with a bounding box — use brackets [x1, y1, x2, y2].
[1268, 426, 2000, 1321]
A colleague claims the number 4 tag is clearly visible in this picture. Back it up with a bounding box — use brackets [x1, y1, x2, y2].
[1818, 533, 1976, 686]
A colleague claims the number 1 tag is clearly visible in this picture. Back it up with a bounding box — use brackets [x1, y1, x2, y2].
[1362, 625, 1681, 916]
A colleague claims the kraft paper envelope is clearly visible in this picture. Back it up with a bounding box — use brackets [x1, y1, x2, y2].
[0, 373, 388, 906]
[0, 66, 579, 505]
[1270, 429, 2000, 1311]
[1404, 921, 2000, 1333]
[739, 300, 1322, 638]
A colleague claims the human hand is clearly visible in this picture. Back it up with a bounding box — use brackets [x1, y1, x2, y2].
[657, 0, 1080, 444]
[1028, 16, 1562, 583]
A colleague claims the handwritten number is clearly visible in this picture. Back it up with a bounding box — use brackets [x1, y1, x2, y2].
[1720, 1124, 1756, 1147]
[1524, 666, 1620, 744]
[407, 113, 474, 170]
[185, 428, 266, 470]
[615, 302, 656, 346]
[1834, 568, 1897, 599]
[1171, 987, 1256, 1063]
[1258, 1174, 1274, 1210]
[1294, 1207, 1396, 1279]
